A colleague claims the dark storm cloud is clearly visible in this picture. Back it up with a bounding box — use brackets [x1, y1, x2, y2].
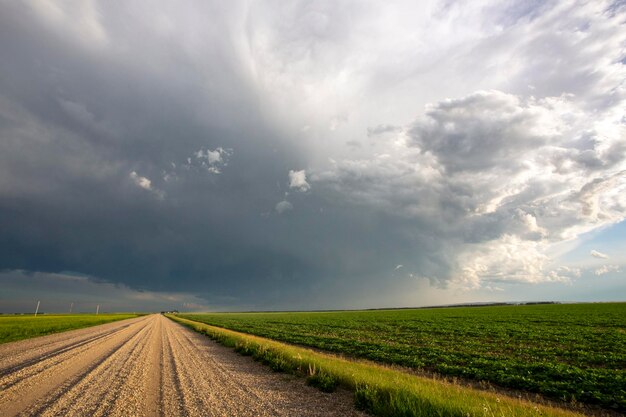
[0, 1, 435, 310]
[0, 270, 212, 314]
[0, 2, 288, 301]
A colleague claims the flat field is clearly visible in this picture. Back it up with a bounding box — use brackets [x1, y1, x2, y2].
[180, 303, 626, 412]
[0, 313, 139, 344]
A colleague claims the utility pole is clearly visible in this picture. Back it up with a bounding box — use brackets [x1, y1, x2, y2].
[70, 302, 73, 313]
[34, 300, 40, 317]
[96, 304, 100, 315]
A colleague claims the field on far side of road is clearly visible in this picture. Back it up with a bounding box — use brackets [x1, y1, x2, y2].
[179, 303, 626, 412]
[0, 314, 140, 344]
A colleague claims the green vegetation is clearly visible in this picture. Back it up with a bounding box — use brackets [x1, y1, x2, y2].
[179, 303, 626, 412]
[169, 315, 582, 417]
[0, 314, 140, 344]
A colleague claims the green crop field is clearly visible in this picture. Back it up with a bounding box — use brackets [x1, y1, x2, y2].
[170, 314, 582, 417]
[0, 314, 140, 344]
[180, 303, 626, 412]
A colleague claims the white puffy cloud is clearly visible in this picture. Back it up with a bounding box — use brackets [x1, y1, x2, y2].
[220, 0, 626, 293]
[309, 86, 626, 289]
[591, 250, 609, 259]
[129, 171, 163, 198]
[129, 171, 152, 190]
[288, 169, 310, 192]
[455, 236, 582, 289]
[275, 200, 293, 214]
[409, 91, 575, 173]
[193, 147, 232, 174]
[160, 147, 233, 181]
[594, 265, 620, 276]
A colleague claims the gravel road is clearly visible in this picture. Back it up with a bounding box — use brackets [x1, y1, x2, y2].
[0, 314, 367, 417]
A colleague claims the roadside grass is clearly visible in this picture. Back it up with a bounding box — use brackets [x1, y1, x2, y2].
[177, 303, 626, 412]
[168, 315, 583, 417]
[0, 314, 140, 344]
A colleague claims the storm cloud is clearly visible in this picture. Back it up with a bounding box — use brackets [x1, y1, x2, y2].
[1, 0, 625, 311]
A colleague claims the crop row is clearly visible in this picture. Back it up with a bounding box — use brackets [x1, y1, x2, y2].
[179, 303, 626, 412]
[170, 315, 582, 417]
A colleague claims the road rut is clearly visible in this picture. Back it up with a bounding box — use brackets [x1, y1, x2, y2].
[0, 314, 366, 416]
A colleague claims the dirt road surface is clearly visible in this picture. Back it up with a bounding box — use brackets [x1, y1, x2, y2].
[0, 314, 367, 417]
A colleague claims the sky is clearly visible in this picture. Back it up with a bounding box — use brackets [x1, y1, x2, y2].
[0, 0, 625, 313]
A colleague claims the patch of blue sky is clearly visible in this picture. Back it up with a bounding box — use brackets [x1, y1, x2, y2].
[561, 220, 626, 264]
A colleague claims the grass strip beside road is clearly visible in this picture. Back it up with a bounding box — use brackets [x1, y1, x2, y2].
[0, 314, 140, 344]
[168, 315, 582, 417]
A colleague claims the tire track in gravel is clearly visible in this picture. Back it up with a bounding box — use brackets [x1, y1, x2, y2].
[0, 316, 153, 416]
[0, 317, 147, 381]
[0, 314, 367, 417]
[30, 318, 156, 417]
